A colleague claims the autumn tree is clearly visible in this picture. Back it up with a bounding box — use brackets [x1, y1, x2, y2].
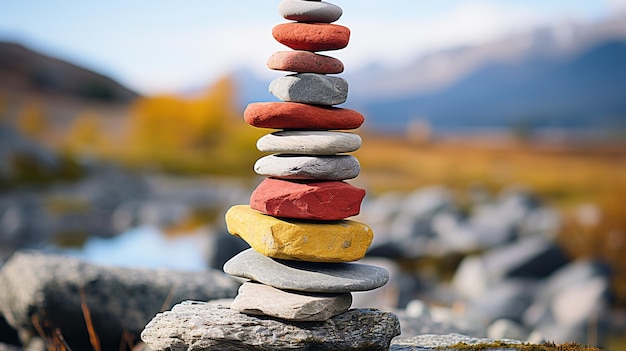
[125, 75, 262, 174]
[16, 103, 48, 141]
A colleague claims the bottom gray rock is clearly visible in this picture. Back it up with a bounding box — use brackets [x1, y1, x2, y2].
[141, 301, 401, 351]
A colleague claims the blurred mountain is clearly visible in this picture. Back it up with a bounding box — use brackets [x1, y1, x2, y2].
[347, 13, 626, 101]
[0, 41, 138, 102]
[358, 39, 626, 133]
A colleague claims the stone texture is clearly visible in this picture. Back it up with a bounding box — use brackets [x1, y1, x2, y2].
[257, 130, 361, 155]
[278, 0, 343, 23]
[223, 249, 390, 293]
[141, 301, 400, 351]
[244, 102, 364, 130]
[273, 23, 350, 52]
[0, 251, 240, 351]
[254, 154, 360, 180]
[225, 205, 373, 262]
[270, 73, 348, 105]
[391, 334, 524, 351]
[230, 282, 352, 322]
[267, 50, 344, 74]
[250, 178, 365, 220]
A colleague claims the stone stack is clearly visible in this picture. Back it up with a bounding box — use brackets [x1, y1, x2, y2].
[141, 1, 401, 350]
[228, 0, 389, 316]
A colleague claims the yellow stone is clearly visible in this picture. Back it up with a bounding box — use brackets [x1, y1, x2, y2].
[225, 205, 373, 263]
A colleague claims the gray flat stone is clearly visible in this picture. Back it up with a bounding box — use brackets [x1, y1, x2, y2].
[254, 154, 360, 180]
[270, 73, 348, 106]
[142, 301, 400, 351]
[257, 131, 361, 155]
[223, 249, 390, 293]
[391, 334, 524, 351]
[279, 0, 343, 23]
[231, 282, 352, 321]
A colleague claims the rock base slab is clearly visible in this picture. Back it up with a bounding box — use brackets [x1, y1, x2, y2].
[142, 301, 400, 351]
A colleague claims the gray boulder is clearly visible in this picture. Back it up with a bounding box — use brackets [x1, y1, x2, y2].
[0, 251, 240, 351]
[141, 301, 401, 351]
[465, 279, 538, 324]
[396, 311, 487, 340]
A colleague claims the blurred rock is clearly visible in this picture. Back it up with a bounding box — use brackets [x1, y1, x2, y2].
[0, 314, 19, 347]
[481, 237, 568, 281]
[465, 279, 537, 324]
[487, 319, 530, 341]
[526, 275, 610, 344]
[0, 343, 22, 351]
[205, 229, 250, 270]
[353, 258, 421, 310]
[0, 251, 240, 351]
[368, 186, 457, 258]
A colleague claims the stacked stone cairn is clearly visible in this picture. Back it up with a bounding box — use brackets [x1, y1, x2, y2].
[141, 1, 401, 350]
[227, 0, 400, 343]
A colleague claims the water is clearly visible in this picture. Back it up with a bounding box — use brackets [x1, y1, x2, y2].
[59, 226, 210, 271]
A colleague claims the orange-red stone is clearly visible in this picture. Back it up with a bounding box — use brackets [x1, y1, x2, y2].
[250, 178, 366, 220]
[267, 51, 344, 74]
[272, 23, 350, 52]
[244, 102, 364, 130]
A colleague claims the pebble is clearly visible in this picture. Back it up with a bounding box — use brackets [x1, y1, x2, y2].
[250, 178, 366, 220]
[223, 249, 390, 293]
[224, 205, 373, 262]
[257, 131, 361, 155]
[141, 301, 400, 351]
[231, 282, 352, 322]
[270, 73, 348, 106]
[254, 154, 360, 180]
[267, 50, 344, 74]
[244, 102, 364, 130]
[278, 0, 343, 23]
[272, 23, 350, 51]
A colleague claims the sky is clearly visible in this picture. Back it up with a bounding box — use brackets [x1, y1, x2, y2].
[1, 0, 625, 95]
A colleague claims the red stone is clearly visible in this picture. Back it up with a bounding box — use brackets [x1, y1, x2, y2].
[250, 178, 366, 220]
[244, 102, 364, 130]
[272, 23, 350, 52]
[267, 51, 344, 74]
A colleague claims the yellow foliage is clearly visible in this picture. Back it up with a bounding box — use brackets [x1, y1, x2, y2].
[17, 103, 48, 140]
[64, 112, 104, 155]
[123, 75, 263, 174]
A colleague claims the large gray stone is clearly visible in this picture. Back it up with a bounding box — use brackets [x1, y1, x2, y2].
[270, 73, 348, 106]
[223, 248, 390, 293]
[257, 131, 361, 155]
[141, 301, 401, 351]
[465, 279, 537, 324]
[391, 334, 523, 351]
[231, 282, 352, 322]
[482, 237, 568, 281]
[278, 0, 343, 23]
[395, 312, 488, 340]
[254, 154, 360, 180]
[0, 251, 240, 351]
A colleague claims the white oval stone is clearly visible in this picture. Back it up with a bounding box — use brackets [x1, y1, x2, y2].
[270, 73, 348, 106]
[278, 0, 343, 23]
[257, 131, 362, 155]
[254, 154, 360, 180]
